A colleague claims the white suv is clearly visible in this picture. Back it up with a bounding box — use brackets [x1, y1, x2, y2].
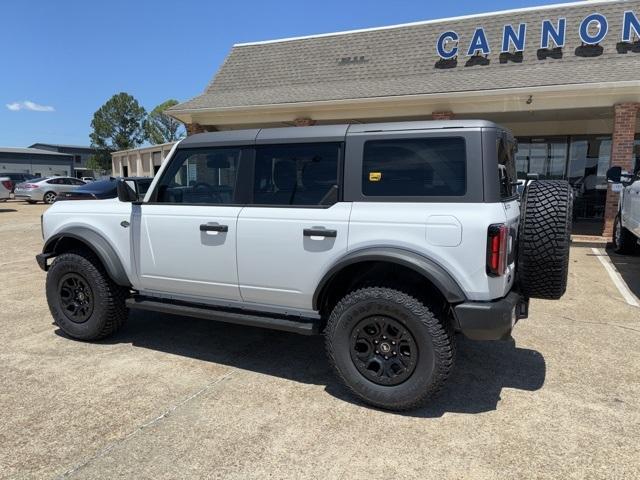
[608, 166, 640, 254]
[37, 121, 572, 410]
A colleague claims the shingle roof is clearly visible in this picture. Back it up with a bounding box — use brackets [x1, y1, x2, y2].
[171, 0, 640, 112]
[0, 147, 72, 156]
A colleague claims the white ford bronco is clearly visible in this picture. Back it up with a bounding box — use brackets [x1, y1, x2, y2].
[37, 120, 572, 410]
[607, 165, 640, 254]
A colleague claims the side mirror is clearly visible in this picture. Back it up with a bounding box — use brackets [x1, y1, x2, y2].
[117, 179, 138, 202]
[606, 166, 622, 183]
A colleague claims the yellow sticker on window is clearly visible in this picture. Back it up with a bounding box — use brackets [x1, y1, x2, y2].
[369, 172, 382, 182]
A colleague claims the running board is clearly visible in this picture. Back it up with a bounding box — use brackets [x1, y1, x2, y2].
[126, 296, 320, 335]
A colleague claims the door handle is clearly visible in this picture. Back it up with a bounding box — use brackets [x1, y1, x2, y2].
[200, 223, 228, 232]
[303, 228, 337, 238]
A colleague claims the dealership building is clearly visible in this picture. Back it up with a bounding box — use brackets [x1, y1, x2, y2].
[166, 0, 640, 236]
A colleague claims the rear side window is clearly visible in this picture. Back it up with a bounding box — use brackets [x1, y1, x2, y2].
[252, 143, 339, 206]
[362, 137, 466, 197]
[497, 137, 517, 199]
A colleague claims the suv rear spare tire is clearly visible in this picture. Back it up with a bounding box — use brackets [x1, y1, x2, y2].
[518, 180, 572, 300]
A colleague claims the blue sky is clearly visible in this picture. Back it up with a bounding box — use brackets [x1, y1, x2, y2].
[0, 0, 563, 147]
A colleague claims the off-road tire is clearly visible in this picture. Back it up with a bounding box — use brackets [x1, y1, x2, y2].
[518, 180, 572, 299]
[325, 287, 455, 411]
[613, 214, 637, 254]
[46, 250, 128, 340]
[43, 191, 57, 204]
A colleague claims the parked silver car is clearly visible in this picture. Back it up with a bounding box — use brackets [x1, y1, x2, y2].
[14, 177, 86, 204]
[0, 177, 11, 201]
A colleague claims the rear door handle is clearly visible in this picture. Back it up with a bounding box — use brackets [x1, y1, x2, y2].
[200, 223, 228, 232]
[303, 228, 337, 238]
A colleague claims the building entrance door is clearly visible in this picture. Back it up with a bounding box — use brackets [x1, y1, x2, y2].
[515, 137, 568, 180]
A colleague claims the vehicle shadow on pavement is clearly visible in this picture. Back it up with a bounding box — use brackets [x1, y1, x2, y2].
[605, 248, 640, 300]
[0, 208, 18, 213]
[61, 310, 545, 417]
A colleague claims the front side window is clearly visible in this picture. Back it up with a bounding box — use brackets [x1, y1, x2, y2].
[252, 143, 339, 206]
[154, 147, 241, 204]
[362, 137, 466, 197]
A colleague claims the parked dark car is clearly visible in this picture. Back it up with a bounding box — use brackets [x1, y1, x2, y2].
[1, 173, 40, 193]
[56, 177, 152, 201]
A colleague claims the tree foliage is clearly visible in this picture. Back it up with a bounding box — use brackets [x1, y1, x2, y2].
[90, 92, 147, 156]
[144, 99, 184, 144]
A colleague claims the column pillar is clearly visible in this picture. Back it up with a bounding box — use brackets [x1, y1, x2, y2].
[603, 103, 639, 237]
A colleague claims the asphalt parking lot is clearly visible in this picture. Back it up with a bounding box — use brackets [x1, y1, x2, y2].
[1, 201, 639, 480]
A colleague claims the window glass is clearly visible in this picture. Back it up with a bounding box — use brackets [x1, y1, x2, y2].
[252, 143, 339, 206]
[568, 135, 611, 220]
[155, 147, 241, 204]
[362, 137, 466, 197]
[47, 178, 62, 184]
[70, 178, 85, 185]
[515, 137, 568, 180]
[497, 137, 517, 198]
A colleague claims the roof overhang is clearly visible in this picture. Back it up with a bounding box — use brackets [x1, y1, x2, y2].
[167, 81, 640, 128]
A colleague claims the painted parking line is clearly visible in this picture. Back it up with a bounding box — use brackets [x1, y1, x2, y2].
[591, 248, 640, 308]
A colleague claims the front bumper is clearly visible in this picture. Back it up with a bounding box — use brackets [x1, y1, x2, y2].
[453, 291, 528, 341]
[36, 252, 56, 271]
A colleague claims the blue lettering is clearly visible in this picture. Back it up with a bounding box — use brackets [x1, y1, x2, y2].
[436, 31, 458, 59]
[467, 28, 490, 56]
[622, 10, 640, 42]
[540, 18, 566, 48]
[579, 13, 608, 44]
[502, 24, 527, 52]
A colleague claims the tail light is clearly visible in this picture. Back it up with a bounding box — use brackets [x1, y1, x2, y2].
[486, 224, 509, 277]
[1, 180, 12, 190]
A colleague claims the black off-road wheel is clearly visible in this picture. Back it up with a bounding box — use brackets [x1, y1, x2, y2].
[613, 214, 637, 254]
[46, 250, 128, 340]
[325, 287, 455, 411]
[518, 180, 572, 300]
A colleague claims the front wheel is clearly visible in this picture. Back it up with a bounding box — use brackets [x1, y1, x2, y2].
[325, 287, 455, 411]
[613, 214, 637, 254]
[46, 251, 128, 340]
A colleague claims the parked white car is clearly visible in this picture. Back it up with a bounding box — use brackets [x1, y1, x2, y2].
[0, 177, 11, 201]
[608, 166, 640, 253]
[36, 121, 573, 410]
[14, 176, 86, 204]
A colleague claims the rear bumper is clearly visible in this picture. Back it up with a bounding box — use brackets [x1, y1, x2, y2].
[453, 291, 528, 341]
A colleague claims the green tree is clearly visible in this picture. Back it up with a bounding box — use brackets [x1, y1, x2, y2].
[89, 93, 147, 169]
[144, 99, 185, 144]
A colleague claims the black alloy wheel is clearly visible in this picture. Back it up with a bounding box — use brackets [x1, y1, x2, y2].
[350, 316, 418, 386]
[58, 273, 94, 323]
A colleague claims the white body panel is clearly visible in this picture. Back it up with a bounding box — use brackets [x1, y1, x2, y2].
[622, 179, 640, 236]
[42, 199, 135, 281]
[236, 203, 352, 309]
[136, 204, 242, 301]
[0, 178, 10, 200]
[348, 202, 516, 301]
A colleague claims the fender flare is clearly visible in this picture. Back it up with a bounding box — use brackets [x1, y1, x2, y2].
[312, 247, 467, 310]
[42, 227, 131, 287]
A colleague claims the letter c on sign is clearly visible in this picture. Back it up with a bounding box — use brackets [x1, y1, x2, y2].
[437, 31, 458, 59]
[579, 13, 608, 44]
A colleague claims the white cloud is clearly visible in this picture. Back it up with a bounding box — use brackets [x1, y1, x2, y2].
[6, 100, 55, 112]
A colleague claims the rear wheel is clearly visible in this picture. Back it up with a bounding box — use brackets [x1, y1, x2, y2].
[613, 214, 637, 254]
[43, 191, 57, 204]
[46, 251, 128, 340]
[518, 180, 572, 299]
[325, 287, 454, 411]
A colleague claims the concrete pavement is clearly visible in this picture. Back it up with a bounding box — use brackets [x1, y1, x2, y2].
[1, 201, 639, 479]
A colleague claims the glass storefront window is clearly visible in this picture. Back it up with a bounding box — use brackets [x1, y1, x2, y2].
[568, 136, 612, 220]
[634, 135, 640, 174]
[515, 137, 568, 180]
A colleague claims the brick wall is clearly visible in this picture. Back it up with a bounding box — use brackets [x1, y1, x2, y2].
[293, 117, 316, 127]
[432, 111, 454, 120]
[603, 103, 639, 237]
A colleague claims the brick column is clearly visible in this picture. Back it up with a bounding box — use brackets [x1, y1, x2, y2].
[603, 103, 639, 237]
[432, 111, 454, 120]
[293, 117, 316, 127]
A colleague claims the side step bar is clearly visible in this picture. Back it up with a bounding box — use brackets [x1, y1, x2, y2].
[126, 296, 320, 335]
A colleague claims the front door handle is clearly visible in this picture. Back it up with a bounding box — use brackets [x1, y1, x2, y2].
[303, 228, 337, 238]
[200, 223, 228, 232]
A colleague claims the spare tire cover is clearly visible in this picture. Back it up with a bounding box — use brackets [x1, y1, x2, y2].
[517, 180, 572, 300]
